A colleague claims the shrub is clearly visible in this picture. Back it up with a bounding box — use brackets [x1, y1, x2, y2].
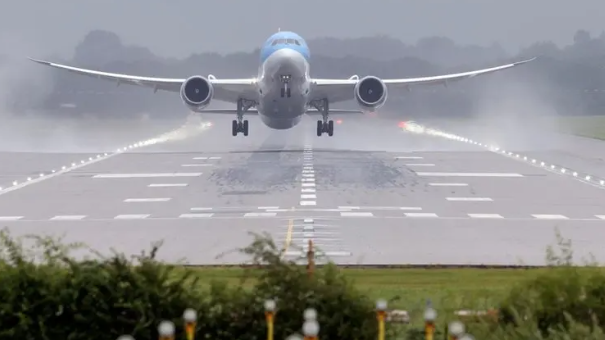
[0, 229, 392, 340]
[495, 230, 605, 338]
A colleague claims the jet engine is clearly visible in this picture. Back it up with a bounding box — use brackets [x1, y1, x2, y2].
[354, 76, 388, 111]
[180, 76, 214, 112]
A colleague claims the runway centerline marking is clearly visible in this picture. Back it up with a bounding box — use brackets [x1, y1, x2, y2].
[300, 144, 317, 207]
[148, 183, 188, 187]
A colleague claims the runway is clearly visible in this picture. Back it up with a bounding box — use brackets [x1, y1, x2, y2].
[1, 115, 605, 266]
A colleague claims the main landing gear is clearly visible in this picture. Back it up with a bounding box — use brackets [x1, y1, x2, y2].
[311, 98, 334, 137]
[232, 99, 254, 136]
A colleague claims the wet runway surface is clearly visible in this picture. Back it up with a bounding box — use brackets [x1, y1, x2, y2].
[1, 115, 604, 265]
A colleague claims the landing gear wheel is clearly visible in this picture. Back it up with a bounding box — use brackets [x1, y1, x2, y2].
[232, 120, 238, 136]
[243, 120, 249, 136]
[327, 120, 334, 136]
[316, 120, 323, 136]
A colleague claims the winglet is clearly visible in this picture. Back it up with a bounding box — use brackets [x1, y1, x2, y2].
[26, 57, 52, 66]
[513, 57, 537, 66]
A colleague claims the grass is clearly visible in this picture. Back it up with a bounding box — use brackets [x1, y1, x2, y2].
[556, 115, 605, 140]
[179, 267, 557, 310]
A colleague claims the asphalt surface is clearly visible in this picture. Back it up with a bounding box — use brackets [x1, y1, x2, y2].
[1, 115, 605, 266]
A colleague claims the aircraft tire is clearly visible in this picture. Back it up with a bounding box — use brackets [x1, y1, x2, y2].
[232, 120, 238, 136]
[316, 120, 323, 136]
[327, 120, 334, 136]
[243, 120, 249, 136]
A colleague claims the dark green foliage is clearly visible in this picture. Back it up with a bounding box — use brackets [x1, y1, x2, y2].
[0, 230, 388, 340]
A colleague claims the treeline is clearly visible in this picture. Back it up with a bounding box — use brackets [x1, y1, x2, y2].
[5, 29, 605, 119]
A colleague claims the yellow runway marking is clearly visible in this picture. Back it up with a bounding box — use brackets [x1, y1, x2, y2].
[282, 218, 294, 256]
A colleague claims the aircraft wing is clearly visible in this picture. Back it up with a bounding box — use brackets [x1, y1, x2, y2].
[310, 57, 536, 104]
[27, 58, 258, 104]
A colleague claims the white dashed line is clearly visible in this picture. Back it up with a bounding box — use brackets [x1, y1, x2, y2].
[468, 214, 504, 219]
[124, 198, 171, 202]
[148, 183, 188, 187]
[399, 207, 423, 210]
[244, 212, 277, 217]
[114, 214, 150, 219]
[406, 163, 435, 167]
[258, 206, 279, 209]
[405, 212, 438, 218]
[338, 206, 360, 210]
[179, 213, 214, 218]
[0, 216, 23, 221]
[446, 197, 493, 201]
[340, 212, 374, 217]
[395, 156, 423, 159]
[94, 173, 202, 178]
[596, 215, 605, 220]
[181, 164, 213, 167]
[50, 215, 86, 220]
[190, 207, 213, 211]
[532, 214, 569, 220]
[429, 183, 468, 186]
[302, 145, 318, 208]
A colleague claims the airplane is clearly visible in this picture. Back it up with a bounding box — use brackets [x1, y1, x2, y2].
[28, 31, 535, 137]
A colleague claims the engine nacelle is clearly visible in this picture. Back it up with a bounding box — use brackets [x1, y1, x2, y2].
[180, 76, 213, 112]
[354, 76, 388, 111]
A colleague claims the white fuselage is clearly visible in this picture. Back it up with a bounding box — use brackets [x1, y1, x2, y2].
[255, 48, 311, 129]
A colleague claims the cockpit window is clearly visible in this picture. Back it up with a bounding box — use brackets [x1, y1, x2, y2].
[271, 38, 302, 46]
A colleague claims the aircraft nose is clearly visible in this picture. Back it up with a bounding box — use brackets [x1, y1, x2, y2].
[273, 48, 305, 65]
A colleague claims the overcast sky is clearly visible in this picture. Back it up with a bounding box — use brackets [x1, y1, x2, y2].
[2, 0, 604, 59]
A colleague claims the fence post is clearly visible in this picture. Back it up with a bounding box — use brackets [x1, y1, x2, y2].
[306, 239, 315, 278]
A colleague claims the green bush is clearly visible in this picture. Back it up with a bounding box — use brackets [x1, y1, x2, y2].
[0, 230, 391, 340]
